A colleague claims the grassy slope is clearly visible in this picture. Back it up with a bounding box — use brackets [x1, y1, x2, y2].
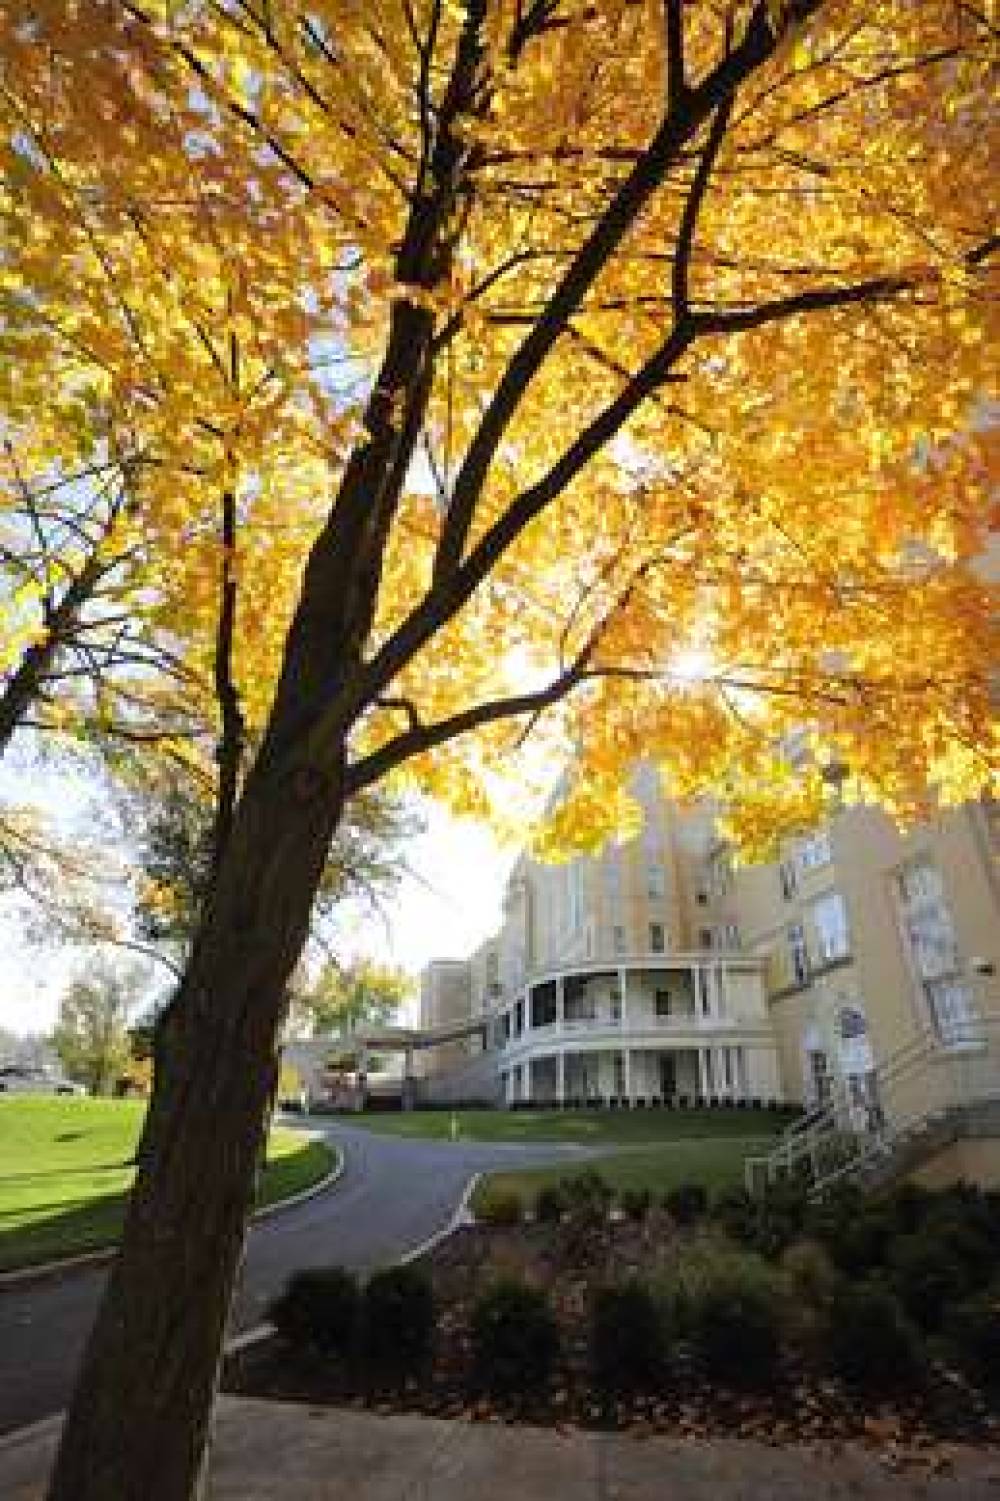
[470, 1136, 775, 1212]
[0, 1097, 335, 1272]
[353, 1105, 792, 1144]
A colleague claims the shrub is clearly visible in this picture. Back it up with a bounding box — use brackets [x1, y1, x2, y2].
[825, 1281, 924, 1392]
[657, 1240, 782, 1387]
[888, 1229, 978, 1332]
[362, 1265, 435, 1379]
[664, 1181, 708, 1226]
[942, 1287, 1000, 1390]
[687, 1262, 782, 1386]
[619, 1187, 652, 1223]
[476, 1188, 523, 1226]
[780, 1239, 841, 1310]
[534, 1183, 567, 1223]
[269, 1267, 360, 1356]
[470, 1278, 559, 1398]
[591, 1281, 667, 1396]
[712, 1186, 757, 1244]
[562, 1169, 613, 1213]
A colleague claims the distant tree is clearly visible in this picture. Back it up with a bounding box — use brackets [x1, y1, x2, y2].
[120, 770, 419, 972]
[51, 960, 144, 1097]
[293, 959, 413, 1038]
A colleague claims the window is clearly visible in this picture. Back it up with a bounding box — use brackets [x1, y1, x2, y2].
[796, 830, 832, 874]
[647, 861, 666, 898]
[699, 926, 714, 951]
[649, 922, 665, 954]
[787, 923, 809, 986]
[724, 921, 741, 950]
[779, 860, 798, 901]
[613, 924, 626, 955]
[655, 989, 671, 1018]
[895, 858, 975, 1043]
[811, 891, 850, 963]
[925, 978, 974, 1045]
[610, 988, 622, 1022]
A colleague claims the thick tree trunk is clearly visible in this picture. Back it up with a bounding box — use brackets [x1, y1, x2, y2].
[46, 752, 345, 1501]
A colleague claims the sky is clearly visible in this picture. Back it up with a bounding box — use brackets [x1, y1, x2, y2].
[0, 758, 516, 1037]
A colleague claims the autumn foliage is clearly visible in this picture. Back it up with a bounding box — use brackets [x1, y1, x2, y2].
[2, 0, 996, 856]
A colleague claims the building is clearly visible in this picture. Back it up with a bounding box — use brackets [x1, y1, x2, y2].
[419, 773, 1000, 1184]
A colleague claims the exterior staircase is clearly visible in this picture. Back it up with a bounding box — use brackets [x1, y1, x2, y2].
[746, 1015, 1000, 1198]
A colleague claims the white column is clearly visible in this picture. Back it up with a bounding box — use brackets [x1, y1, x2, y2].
[713, 1047, 726, 1101]
[698, 1047, 709, 1102]
[523, 1061, 532, 1103]
[556, 1049, 566, 1104]
[619, 967, 628, 1029]
[623, 1048, 632, 1105]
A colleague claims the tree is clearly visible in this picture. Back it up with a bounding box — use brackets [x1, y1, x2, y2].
[292, 958, 413, 1037]
[2, 4, 995, 1497]
[51, 960, 143, 1097]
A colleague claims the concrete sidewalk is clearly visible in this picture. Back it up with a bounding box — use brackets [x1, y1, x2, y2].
[3, 1397, 999, 1499]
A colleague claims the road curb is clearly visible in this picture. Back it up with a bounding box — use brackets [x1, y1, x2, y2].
[0, 1411, 63, 1456]
[227, 1166, 483, 1363]
[0, 1142, 343, 1290]
[400, 1171, 481, 1264]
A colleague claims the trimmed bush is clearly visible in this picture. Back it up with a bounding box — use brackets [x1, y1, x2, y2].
[712, 1186, 757, 1244]
[687, 1261, 782, 1386]
[888, 1229, 975, 1332]
[590, 1281, 666, 1396]
[562, 1169, 613, 1213]
[664, 1181, 708, 1226]
[269, 1267, 360, 1355]
[470, 1278, 559, 1398]
[825, 1281, 923, 1392]
[943, 1287, 1000, 1390]
[619, 1187, 652, 1223]
[476, 1187, 523, 1226]
[781, 1239, 841, 1310]
[534, 1183, 567, 1223]
[362, 1265, 435, 1379]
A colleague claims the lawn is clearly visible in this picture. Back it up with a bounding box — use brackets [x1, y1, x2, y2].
[0, 1096, 336, 1272]
[353, 1104, 793, 1145]
[470, 1136, 775, 1212]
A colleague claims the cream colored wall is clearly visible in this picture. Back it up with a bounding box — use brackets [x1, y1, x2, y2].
[910, 1137, 1000, 1192]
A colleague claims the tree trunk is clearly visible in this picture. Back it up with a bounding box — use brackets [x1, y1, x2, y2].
[46, 752, 345, 1501]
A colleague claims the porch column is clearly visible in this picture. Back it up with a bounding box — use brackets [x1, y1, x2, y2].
[697, 1047, 709, 1102]
[619, 967, 628, 1029]
[623, 1048, 632, 1105]
[556, 1049, 566, 1105]
[714, 1046, 728, 1101]
[523, 1061, 532, 1103]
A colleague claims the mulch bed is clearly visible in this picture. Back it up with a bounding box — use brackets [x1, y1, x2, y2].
[223, 1214, 1000, 1457]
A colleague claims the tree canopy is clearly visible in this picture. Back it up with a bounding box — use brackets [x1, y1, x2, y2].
[3, 1, 995, 862]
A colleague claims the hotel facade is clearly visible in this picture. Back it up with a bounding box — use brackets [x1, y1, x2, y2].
[417, 770, 1000, 1183]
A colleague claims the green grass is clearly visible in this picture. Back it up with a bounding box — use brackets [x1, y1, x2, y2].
[471, 1136, 773, 1213]
[0, 1097, 336, 1272]
[354, 1105, 792, 1144]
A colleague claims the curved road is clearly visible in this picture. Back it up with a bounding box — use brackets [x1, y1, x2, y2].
[0, 1117, 593, 1436]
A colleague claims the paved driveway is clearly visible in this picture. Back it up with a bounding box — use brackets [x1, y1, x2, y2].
[0, 1116, 593, 1435]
